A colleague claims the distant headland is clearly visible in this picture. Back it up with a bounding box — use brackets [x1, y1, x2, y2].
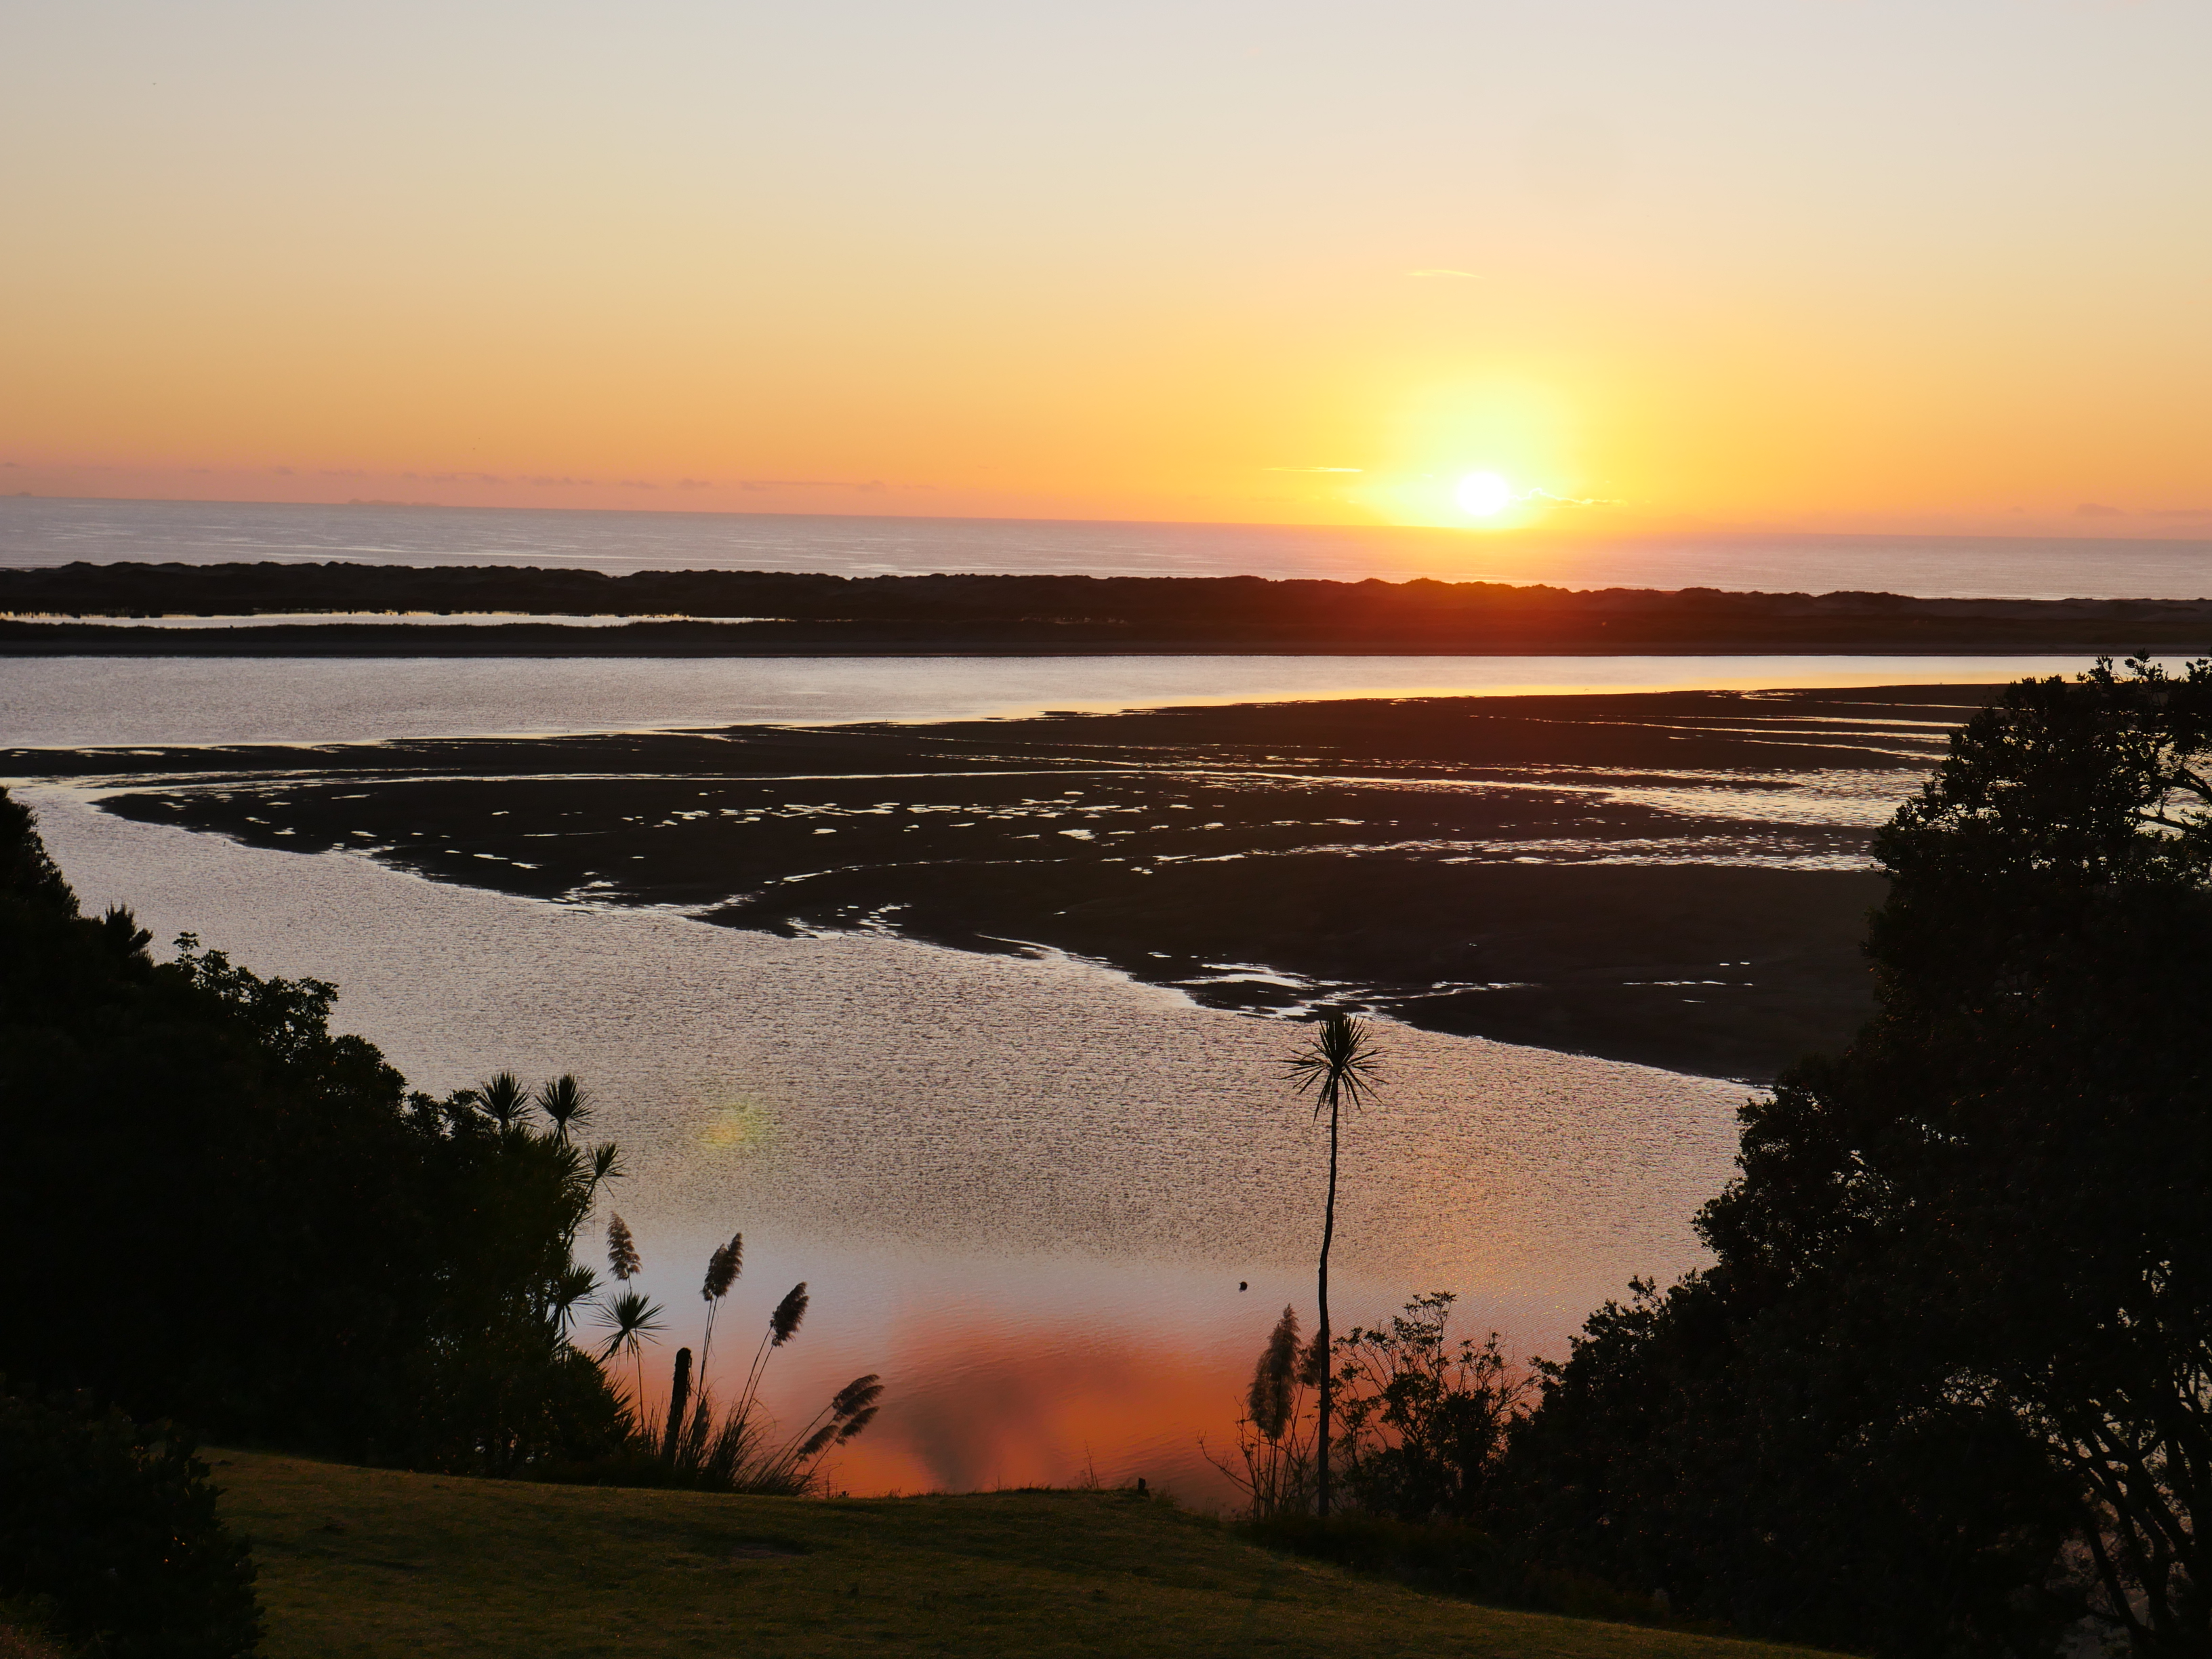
[6, 561, 2212, 655]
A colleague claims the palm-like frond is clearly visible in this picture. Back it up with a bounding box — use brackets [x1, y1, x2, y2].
[1282, 1012, 1384, 1116]
[550, 1263, 598, 1336]
[536, 1073, 595, 1143]
[588, 1141, 625, 1193]
[593, 1286, 668, 1363]
[476, 1069, 533, 1130]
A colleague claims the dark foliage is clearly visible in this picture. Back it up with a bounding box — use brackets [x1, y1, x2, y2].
[1330, 1293, 1526, 1525]
[0, 1387, 260, 1658]
[0, 787, 626, 1472]
[1503, 1272, 2078, 1654]
[1212, 1293, 1524, 1529]
[1499, 659, 2212, 1656]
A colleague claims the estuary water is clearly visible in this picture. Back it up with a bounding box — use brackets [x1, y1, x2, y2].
[24, 783, 1744, 1502]
[0, 651, 2133, 750]
[1, 649, 1994, 1500]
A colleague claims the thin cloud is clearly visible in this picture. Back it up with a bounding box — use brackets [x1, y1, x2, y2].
[1269, 466, 1364, 474]
[740, 478, 888, 491]
[1521, 488, 1622, 508]
[1407, 268, 1480, 279]
[2075, 501, 2124, 517]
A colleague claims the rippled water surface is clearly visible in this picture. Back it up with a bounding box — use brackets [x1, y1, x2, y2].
[1, 611, 720, 628]
[1, 651, 1988, 1497]
[25, 785, 1745, 1500]
[0, 651, 2127, 750]
[7, 495, 2212, 598]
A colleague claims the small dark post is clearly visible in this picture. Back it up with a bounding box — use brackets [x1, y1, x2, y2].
[663, 1346, 693, 1460]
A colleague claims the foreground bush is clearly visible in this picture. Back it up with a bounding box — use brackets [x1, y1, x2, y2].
[1500, 660, 2212, 1656]
[1210, 1293, 1523, 1526]
[0, 1389, 260, 1658]
[0, 787, 631, 1472]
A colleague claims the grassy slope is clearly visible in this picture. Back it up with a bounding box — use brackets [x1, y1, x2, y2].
[213, 1450, 1833, 1658]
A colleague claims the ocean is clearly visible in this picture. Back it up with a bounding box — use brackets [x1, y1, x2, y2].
[7, 494, 2212, 598]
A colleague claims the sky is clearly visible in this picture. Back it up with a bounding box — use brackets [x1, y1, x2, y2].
[3, 0, 2208, 535]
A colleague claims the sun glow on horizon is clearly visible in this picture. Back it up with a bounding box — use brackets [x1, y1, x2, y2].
[2, 3, 2205, 535]
[1454, 472, 1515, 518]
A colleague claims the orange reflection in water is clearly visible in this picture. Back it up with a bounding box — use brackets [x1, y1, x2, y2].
[626, 1249, 1578, 1508]
[825, 1320, 1250, 1501]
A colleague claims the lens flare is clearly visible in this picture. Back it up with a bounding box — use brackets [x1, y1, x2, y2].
[1455, 472, 1514, 517]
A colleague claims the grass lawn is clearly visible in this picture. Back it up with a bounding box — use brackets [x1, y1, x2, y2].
[211, 1449, 1837, 1658]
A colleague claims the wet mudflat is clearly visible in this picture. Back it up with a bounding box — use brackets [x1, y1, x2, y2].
[24, 684, 1978, 1080]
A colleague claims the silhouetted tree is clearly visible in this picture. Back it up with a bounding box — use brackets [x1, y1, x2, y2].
[1331, 1292, 1525, 1523]
[0, 787, 627, 1471]
[1502, 660, 2212, 1655]
[1284, 1011, 1383, 1519]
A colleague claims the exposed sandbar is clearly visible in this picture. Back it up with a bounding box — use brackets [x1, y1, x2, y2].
[16, 685, 1988, 1080]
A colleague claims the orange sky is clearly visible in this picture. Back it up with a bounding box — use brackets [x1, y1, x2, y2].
[4, 1, 2208, 537]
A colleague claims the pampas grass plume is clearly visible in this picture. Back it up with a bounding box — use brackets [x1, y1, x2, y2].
[702, 1232, 742, 1302]
[1249, 1306, 1300, 1441]
[770, 1282, 808, 1347]
[836, 1406, 879, 1443]
[607, 1212, 641, 1282]
[830, 1374, 883, 1419]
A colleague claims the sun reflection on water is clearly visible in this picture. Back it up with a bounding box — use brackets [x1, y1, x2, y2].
[699, 1098, 775, 1153]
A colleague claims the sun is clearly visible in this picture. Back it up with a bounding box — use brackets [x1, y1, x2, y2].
[1455, 472, 1514, 518]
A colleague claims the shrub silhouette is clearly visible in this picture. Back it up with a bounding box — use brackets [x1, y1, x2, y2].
[0, 1387, 260, 1659]
[1502, 659, 2212, 1654]
[0, 787, 626, 1472]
